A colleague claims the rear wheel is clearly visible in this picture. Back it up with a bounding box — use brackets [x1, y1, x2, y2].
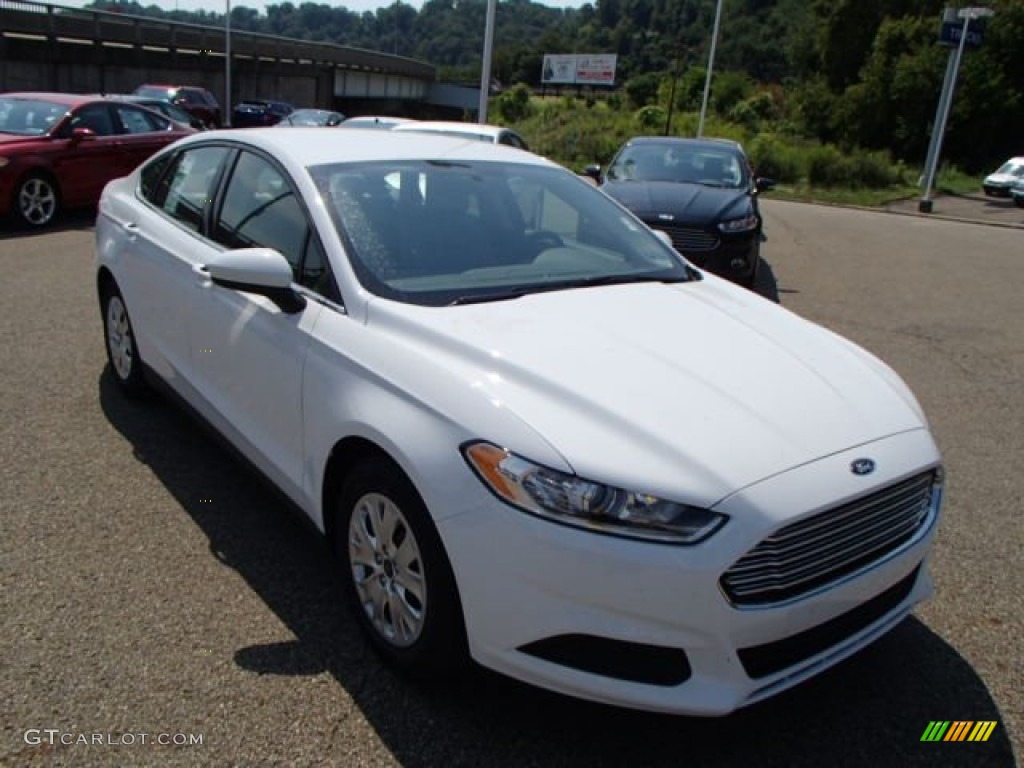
[101, 284, 148, 397]
[335, 458, 467, 677]
[14, 173, 60, 228]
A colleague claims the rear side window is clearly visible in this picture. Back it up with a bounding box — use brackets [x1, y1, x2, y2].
[151, 146, 232, 232]
[140, 154, 174, 200]
[116, 105, 169, 134]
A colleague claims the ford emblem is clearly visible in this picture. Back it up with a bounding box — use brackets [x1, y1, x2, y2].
[851, 458, 876, 476]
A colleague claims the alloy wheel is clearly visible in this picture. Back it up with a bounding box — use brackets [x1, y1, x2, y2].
[348, 492, 427, 647]
[106, 295, 134, 381]
[18, 177, 57, 226]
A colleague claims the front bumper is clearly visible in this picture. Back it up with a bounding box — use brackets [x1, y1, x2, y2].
[436, 429, 941, 715]
[647, 219, 760, 287]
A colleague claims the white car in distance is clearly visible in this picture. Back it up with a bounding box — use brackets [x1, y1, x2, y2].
[391, 119, 530, 151]
[95, 128, 943, 715]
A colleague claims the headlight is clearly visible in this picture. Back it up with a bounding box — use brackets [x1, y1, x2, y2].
[462, 442, 727, 544]
[718, 213, 758, 233]
[0, 157, 9, 169]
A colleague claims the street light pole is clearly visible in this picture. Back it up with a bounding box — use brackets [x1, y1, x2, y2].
[697, 0, 723, 138]
[919, 6, 994, 212]
[225, 0, 232, 127]
[478, 0, 496, 123]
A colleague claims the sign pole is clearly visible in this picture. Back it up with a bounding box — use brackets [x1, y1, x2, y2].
[478, 0, 496, 123]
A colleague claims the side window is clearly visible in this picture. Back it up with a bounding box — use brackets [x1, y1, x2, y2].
[139, 153, 175, 202]
[213, 152, 308, 278]
[116, 105, 169, 135]
[68, 104, 115, 136]
[154, 146, 231, 231]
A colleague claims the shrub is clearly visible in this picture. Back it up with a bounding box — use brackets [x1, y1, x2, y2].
[807, 144, 854, 187]
[634, 105, 666, 131]
[625, 73, 662, 108]
[494, 84, 533, 123]
[747, 134, 803, 184]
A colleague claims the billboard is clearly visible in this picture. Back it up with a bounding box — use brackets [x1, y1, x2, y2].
[541, 54, 617, 86]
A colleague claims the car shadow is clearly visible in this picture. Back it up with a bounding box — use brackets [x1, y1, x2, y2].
[753, 257, 782, 302]
[98, 369, 1014, 768]
[0, 207, 96, 239]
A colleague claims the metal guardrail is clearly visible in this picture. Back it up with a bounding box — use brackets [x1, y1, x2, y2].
[0, 0, 436, 79]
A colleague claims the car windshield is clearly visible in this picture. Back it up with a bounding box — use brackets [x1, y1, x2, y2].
[995, 161, 1024, 176]
[608, 144, 747, 189]
[310, 160, 693, 307]
[0, 98, 69, 136]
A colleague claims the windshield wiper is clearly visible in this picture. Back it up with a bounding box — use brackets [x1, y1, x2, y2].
[449, 289, 530, 306]
[551, 274, 691, 291]
[448, 274, 692, 306]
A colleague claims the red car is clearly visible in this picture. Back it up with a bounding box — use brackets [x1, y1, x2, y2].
[0, 92, 194, 227]
[133, 84, 223, 129]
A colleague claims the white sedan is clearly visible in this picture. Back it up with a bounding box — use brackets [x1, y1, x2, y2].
[95, 129, 943, 715]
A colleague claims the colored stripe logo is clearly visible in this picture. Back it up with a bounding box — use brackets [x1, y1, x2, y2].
[921, 721, 997, 742]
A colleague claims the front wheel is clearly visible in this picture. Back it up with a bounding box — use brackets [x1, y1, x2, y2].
[335, 458, 467, 677]
[101, 284, 148, 397]
[14, 173, 60, 228]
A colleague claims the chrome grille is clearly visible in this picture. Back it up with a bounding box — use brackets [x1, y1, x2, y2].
[652, 224, 719, 253]
[721, 472, 937, 607]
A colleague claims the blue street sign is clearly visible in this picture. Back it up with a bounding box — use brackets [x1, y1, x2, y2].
[940, 20, 984, 48]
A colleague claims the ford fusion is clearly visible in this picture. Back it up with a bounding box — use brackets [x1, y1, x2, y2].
[586, 137, 773, 290]
[95, 129, 943, 715]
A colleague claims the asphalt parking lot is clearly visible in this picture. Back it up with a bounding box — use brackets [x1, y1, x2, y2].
[883, 190, 1024, 229]
[1, 201, 1020, 767]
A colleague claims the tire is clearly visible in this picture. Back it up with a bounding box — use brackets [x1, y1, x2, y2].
[14, 173, 60, 228]
[335, 458, 467, 678]
[101, 284, 148, 397]
[1015, 197, 1024, 209]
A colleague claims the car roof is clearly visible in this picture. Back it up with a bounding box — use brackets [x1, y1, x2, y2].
[1, 92, 94, 106]
[173, 127, 554, 168]
[137, 84, 206, 91]
[392, 121, 511, 140]
[341, 116, 416, 127]
[625, 136, 744, 152]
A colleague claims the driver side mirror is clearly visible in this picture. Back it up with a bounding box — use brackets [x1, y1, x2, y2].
[70, 127, 96, 144]
[583, 164, 603, 184]
[755, 177, 776, 192]
[203, 248, 306, 314]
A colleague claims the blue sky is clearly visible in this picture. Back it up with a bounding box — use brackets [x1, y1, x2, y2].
[61, 0, 588, 16]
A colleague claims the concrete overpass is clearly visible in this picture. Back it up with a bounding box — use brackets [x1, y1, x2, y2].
[0, 0, 480, 117]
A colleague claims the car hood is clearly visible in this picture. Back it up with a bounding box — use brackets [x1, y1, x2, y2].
[368, 280, 927, 506]
[602, 180, 749, 223]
